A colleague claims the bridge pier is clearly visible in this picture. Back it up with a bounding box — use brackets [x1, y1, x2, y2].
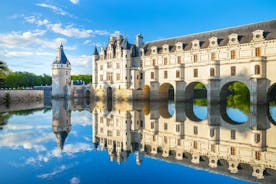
[250, 78, 269, 104]
[207, 79, 220, 105]
[150, 82, 159, 101]
[175, 81, 185, 101]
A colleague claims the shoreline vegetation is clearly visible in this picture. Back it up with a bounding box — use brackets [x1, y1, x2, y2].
[0, 60, 91, 89]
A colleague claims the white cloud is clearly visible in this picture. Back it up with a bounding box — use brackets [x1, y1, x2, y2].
[3, 51, 54, 58]
[48, 23, 93, 38]
[36, 3, 75, 18]
[70, 0, 79, 4]
[24, 16, 36, 24]
[38, 164, 74, 179]
[83, 40, 91, 45]
[70, 177, 80, 184]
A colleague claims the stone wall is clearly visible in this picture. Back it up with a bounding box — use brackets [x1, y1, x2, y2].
[0, 90, 44, 104]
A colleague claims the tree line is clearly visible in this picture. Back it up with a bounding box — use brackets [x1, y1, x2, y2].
[0, 61, 92, 88]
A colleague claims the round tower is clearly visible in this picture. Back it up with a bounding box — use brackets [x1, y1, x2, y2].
[52, 44, 71, 98]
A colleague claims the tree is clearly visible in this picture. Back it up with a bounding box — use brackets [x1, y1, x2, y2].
[0, 61, 10, 87]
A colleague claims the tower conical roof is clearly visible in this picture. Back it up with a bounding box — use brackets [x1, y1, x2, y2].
[92, 46, 99, 56]
[53, 44, 70, 64]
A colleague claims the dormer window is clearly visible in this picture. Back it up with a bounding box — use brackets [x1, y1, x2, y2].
[209, 37, 218, 48]
[175, 42, 183, 52]
[228, 33, 239, 45]
[192, 40, 200, 50]
[162, 44, 169, 53]
[151, 46, 157, 54]
[252, 30, 264, 42]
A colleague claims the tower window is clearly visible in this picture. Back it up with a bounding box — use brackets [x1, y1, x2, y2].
[152, 59, 156, 66]
[177, 56, 182, 64]
[231, 66, 236, 76]
[231, 50, 236, 59]
[230, 147, 236, 155]
[176, 124, 180, 132]
[164, 71, 168, 79]
[231, 130, 236, 140]
[164, 57, 168, 65]
[151, 72, 154, 79]
[211, 52, 216, 61]
[194, 126, 198, 135]
[193, 54, 198, 63]
[255, 47, 261, 57]
[164, 123, 168, 130]
[255, 65, 260, 75]
[194, 69, 198, 78]
[210, 68, 215, 77]
[176, 70, 180, 78]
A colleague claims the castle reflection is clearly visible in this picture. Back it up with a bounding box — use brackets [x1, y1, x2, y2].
[92, 100, 276, 182]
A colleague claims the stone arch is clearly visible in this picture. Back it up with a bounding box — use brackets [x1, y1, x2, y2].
[143, 85, 150, 100]
[267, 83, 276, 124]
[159, 83, 174, 101]
[106, 86, 112, 100]
[159, 101, 173, 118]
[220, 80, 250, 124]
[184, 81, 208, 102]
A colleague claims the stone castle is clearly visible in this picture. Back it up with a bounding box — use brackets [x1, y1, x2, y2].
[92, 20, 276, 104]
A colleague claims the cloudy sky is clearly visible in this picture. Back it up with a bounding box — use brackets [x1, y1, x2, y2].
[0, 0, 276, 75]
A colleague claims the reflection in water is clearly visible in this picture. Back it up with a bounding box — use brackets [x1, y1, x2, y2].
[1, 97, 276, 183]
[52, 100, 71, 150]
[92, 100, 276, 182]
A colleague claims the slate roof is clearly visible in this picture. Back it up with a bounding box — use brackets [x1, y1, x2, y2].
[143, 19, 276, 55]
[53, 44, 70, 64]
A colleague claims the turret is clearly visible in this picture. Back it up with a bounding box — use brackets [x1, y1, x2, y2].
[135, 33, 144, 48]
[52, 44, 71, 98]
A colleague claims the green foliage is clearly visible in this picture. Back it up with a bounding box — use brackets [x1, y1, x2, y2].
[0, 61, 10, 87]
[71, 75, 92, 84]
[3, 72, 51, 88]
[194, 98, 207, 106]
[3, 93, 11, 107]
[194, 83, 206, 89]
[226, 82, 250, 114]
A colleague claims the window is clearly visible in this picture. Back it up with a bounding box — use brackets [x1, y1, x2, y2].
[255, 133, 260, 143]
[255, 151, 261, 160]
[194, 126, 198, 135]
[193, 54, 198, 62]
[107, 73, 113, 81]
[231, 50, 236, 59]
[231, 66, 236, 76]
[177, 139, 181, 146]
[211, 144, 216, 152]
[177, 56, 182, 64]
[164, 57, 168, 65]
[100, 75, 103, 81]
[100, 65, 103, 70]
[116, 74, 120, 81]
[164, 136, 168, 144]
[164, 123, 168, 130]
[255, 47, 261, 57]
[211, 52, 216, 61]
[116, 63, 120, 69]
[164, 71, 168, 79]
[231, 130, 236, 140]
[230, 147, 236, 155]
[194, 69, 198, 78]
[140, 73, 143, 79]
[107, 62, 112, 68]
[176, 124, 180, 132]
[151, 72, 154, 79]
[193, 141, 198, 149]
[153, 135, 156, 141]
[210, 129, 215, 137]
[255, 65, 260, 75]
[176, 70, 180, 78]
[210, 68, 215, 77]
[151, 122, 154, 129]
[152, 59, 156, 66]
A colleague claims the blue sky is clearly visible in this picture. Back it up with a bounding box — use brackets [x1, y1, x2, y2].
[0, 0, 276, 75]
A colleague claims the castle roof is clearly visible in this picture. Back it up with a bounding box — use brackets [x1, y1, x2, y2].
[143, 19, 276, 55]
[53, 44, 70, 65]
[93, 46, 99, 56]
